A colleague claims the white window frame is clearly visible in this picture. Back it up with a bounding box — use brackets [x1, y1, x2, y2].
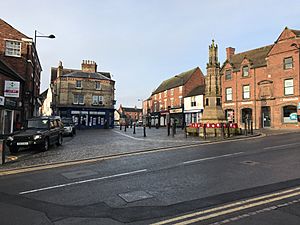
[284, 79, 294, 95]
[242, 66, 249, 77]
[164, 90, 167, 97]
[226, 87, 232, 101]
[243, 85, 250, 99]
[171, 89, 174, 96]
[5, 40, 21, 57]
[284, 57, 293, 70]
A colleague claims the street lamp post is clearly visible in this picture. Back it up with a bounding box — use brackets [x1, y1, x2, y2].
[31, 30, 55, 117]
[174, 75, 185, 129]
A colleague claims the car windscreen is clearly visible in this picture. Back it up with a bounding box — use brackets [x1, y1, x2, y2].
[27, 119, 49, 129]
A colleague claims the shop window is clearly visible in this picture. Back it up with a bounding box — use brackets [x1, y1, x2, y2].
[284, 79, 294, 95]
[284, 57, 293, 70]
[283, 105, 297, 123]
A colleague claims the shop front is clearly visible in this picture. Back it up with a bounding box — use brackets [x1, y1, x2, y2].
[184, 109, 203, 125]
[160, 110, 169, 126]
[58, 107, 114, 129]
[169, 107, 184, 127]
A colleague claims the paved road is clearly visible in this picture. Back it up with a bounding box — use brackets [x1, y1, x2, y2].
[1, 131, 300, 224]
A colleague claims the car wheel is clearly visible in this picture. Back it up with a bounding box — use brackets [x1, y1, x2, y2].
[9, 147, 19, 154]
[56, 134, 63, 146]
[42, 138, 49, 151]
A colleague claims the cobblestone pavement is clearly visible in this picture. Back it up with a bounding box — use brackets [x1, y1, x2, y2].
[0, 127, 206, 171]
[2, 126, 299, 171]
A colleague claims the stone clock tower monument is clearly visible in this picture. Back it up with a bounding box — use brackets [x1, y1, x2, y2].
[201, 40, 226, 123]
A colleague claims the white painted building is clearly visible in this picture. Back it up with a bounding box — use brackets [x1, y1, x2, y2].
[40, 87, 53, 116]
[184, 85, 205, 125]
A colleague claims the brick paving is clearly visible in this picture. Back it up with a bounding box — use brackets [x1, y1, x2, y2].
[1, 126, 299, 171]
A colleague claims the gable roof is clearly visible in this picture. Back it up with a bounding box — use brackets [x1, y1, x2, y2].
[222, 45, 273, 71]
[0, 19, 29, 40]
[290, 29, 300, 37]
[152, 67, 199, 95]
[61, 71, 111, 80]
[51, 67, 112, 82]
[185, 85, 205, 97]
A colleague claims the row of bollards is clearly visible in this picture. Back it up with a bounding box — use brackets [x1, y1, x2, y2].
[120, 123, 146, 137]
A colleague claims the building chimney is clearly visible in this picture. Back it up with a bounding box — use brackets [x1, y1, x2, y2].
[81, 60, 97, 73]
[226, 47, 235, 60]
[57, 60, 63, 78]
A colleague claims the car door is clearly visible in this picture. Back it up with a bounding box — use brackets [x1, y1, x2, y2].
[49, 119, 58, 145]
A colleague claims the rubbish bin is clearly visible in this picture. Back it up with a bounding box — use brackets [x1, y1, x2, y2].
[0, 139, 5, 165]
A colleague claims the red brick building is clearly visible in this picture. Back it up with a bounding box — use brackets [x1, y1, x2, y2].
[118, 104, 142, 125]
[146, 67, 205, 127]
[0, 19, 42, 120]
[221, 27, 300, 129]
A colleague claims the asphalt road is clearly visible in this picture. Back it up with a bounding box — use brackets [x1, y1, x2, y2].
[1, 132, 300, 224]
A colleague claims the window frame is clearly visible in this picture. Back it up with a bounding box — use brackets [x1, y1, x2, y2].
[284, 78, 294, 96]
[225, 70, 232, 80]
[76, 80, 82, 89]
[95, 81, 101, 90]
[242, 85, 250, 99]
[5, 40, 21, 57]
[225, 87, 232, 101]
[283, 57, 293, 70]
[242, 66, 249, 77]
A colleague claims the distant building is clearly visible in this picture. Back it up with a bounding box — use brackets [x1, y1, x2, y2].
[118, 104, 142, 125]
[39, 87, 52, 116]
[221, 27, 300, 129]
[147, 67, 205, 127]
[51, 60, 116, 128]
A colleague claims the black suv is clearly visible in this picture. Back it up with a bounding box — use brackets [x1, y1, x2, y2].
[6, 116, 64, 153]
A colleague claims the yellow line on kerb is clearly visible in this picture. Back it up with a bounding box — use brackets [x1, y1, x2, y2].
[151, 186, 300, 225]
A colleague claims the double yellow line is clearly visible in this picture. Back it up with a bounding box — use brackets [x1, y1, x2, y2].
[152, 186, 300, 225]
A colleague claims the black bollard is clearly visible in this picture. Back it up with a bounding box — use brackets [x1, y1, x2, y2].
[221, 123, 225, 139]
[120, 124, 122, 130]
[185, 125, 187, 138]
[167, 123, 170, 136]
[133, 123, 136, 134]
[244, 122, 248, 136]
[143, 125, 146, 137]
[251, 120, 253, 135]
[203, 124, 207, 140]
[125, 125, 127, 132]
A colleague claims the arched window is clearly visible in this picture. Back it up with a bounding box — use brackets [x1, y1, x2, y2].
[283, 105, 297, 123]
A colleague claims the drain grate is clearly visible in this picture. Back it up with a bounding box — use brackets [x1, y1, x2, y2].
[118, 190, 153, 203]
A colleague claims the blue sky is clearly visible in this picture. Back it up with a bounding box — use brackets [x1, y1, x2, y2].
[1, 0, 300, 107]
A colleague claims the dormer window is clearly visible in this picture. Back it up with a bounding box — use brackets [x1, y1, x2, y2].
[225, 70, 232, 80]
[284, 57, 293, 69]
[242, 66, 249, 77]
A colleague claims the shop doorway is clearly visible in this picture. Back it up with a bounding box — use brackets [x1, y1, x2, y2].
[261, 106, 271, 128]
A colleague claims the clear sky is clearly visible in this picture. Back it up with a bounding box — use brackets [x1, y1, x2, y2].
[1, 0, 300, 108]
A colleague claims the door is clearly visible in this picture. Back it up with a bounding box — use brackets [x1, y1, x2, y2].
[261, 106, 271, 128]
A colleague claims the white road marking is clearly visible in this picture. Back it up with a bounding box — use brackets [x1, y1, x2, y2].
[182, 152, 244, 165]
[113, 130, 145, 140]
[263, 143, 299, 150]
[151, 186, 300, 225]
[19, 169, 147, 195]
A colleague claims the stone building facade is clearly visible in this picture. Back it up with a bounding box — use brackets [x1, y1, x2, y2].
[51, 60, 115, 128]
[221, 27, 300, 129]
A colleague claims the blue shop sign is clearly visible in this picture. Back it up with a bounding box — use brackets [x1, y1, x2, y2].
[290, 113, 297, 120]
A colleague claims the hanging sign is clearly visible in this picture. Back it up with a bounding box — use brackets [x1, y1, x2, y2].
[4, 81, 20, 98]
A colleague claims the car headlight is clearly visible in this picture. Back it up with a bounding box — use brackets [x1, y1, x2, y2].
[33, 134, 42, 140]
[7, 136, 13, 141]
